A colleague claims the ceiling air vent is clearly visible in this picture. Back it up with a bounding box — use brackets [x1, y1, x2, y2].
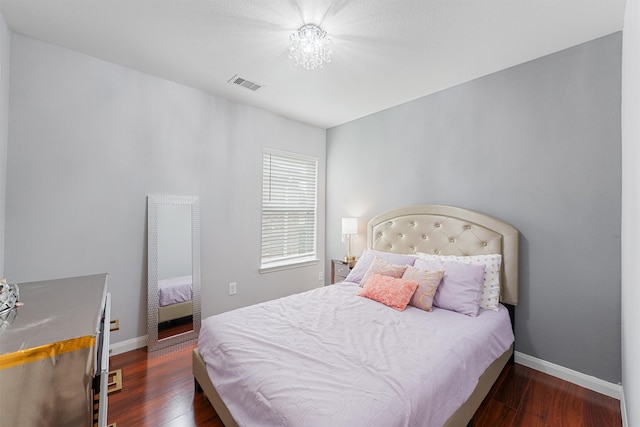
[228, 74, 263, 92]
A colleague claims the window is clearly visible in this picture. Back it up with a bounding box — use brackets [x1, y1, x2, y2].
[260, 149, 318, 271]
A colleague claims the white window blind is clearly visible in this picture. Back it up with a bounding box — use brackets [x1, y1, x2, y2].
[261, 149, 318, 270]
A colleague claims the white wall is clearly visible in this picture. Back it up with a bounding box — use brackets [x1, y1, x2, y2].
[621, 0, 640, 424]
[157, 204, 192, 280]
[5, 34, 326, 344]
[0, 12, 10, 277]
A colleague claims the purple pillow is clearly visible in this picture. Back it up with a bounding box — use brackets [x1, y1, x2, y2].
[345, 249, 416, 284]
[414, 258, 485, 317]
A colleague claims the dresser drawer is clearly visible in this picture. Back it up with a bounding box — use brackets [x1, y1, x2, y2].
[335, 263, 350, 280]
[0, 274, 108, 427]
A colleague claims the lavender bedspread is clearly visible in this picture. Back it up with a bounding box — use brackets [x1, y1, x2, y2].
[198, 282, 513, 427]
[158, 275, 192, 307]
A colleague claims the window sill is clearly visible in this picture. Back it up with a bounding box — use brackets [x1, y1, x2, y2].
[259, 258, 319, 274]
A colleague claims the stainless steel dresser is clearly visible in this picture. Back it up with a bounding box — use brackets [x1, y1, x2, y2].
[0, 274, 111, 427]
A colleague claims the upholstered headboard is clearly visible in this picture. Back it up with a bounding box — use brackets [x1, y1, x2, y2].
[367, 205, 519, 305]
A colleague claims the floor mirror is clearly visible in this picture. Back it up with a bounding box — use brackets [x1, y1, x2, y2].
[147, 194, 201, 352]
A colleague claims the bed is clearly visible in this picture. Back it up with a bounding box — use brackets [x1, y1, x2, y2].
[158, 274, 193, 323]
[193, 205, 519, 426]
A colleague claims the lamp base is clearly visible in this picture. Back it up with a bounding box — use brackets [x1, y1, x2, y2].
[344, 255, 356, 264]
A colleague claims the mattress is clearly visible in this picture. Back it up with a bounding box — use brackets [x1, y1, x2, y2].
[158, 275, 192, 307]
[198, 282, 513, 426]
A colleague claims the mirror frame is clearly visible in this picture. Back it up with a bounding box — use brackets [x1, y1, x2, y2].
[147, 194, 201, 352]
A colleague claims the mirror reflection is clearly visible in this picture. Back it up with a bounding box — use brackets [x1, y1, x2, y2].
[157, 204, 193, 339]
[147, 195, 201, 352]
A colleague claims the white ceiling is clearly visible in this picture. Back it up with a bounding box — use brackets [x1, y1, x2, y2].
[0, 0, 626, 129]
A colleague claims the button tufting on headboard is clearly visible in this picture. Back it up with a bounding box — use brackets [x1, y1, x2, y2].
[367, 205, 519, 306]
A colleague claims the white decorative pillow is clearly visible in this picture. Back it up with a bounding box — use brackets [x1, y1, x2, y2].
[416, 253, 502, 311]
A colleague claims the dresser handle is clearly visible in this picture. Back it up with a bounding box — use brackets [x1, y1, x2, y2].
[107, 369, 123, 394]
[109, 319, 120, 332]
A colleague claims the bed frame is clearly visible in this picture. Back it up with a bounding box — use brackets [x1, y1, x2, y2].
[193, 205, 519, 427]
[158, 301, 193, 323]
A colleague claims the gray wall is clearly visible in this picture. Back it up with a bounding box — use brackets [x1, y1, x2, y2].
[6, 34, 326, 345]
[622, 1, 639, 424]
[0, 13, 10, 277]
[326, 33, 622, 383]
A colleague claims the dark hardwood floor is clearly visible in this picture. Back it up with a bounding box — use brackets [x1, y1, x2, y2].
[108, 344, 622, 427]
[473, 362, 622, 427]
[158, 316, 194, 340]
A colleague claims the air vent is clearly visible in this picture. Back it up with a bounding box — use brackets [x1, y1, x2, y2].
[228, 74, 263, 92]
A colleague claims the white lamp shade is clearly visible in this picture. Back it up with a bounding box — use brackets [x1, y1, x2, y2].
[341, 218, 358, 235]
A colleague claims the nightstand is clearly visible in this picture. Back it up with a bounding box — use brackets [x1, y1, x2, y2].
[331, 259, 355, 284]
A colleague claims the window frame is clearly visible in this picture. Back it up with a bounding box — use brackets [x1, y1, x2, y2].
[259, 148, 319, 273]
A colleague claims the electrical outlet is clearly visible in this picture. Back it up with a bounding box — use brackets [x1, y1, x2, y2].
[229, 282, 237, 295]
[318, 272, 323, 281]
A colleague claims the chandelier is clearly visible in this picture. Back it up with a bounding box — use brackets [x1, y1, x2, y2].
[289, 24, 332, 70]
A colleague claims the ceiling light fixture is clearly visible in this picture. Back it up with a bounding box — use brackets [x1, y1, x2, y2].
[289, 23, 332, 70]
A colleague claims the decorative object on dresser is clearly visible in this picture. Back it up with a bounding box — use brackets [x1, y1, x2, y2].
[331, 258, 354, 284]
[341, 217, 358, 263]
[0, 278, 20, 314]
[0, 274, 113, 427]
[147, 195, 201, 352]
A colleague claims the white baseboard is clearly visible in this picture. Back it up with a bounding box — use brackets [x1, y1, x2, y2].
[620, 387, 628, 427]
[514, 351, 622, 400]
[109, 335, 147, 356]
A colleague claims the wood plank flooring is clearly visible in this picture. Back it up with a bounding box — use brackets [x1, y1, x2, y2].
[108, 344, 223, 427]
[158, 316, 194, 340]
[107, 344, 622, 427]
[473, 362, 622, 427]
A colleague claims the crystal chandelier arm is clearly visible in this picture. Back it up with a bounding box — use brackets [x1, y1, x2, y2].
[289, 23, 332, 70]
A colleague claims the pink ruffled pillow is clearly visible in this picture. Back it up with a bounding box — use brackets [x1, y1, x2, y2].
[357, 273, 419, 311]
[402, 265, 444, 312]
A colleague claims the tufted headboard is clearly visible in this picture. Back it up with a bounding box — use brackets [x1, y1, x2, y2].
[367, 205, 519, 305]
